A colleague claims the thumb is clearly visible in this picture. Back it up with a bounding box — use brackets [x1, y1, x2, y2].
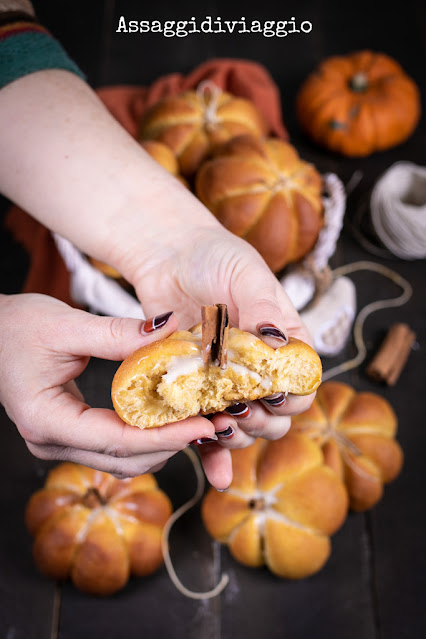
[65, 308, 179, 360]
[231, 263, 308, 348]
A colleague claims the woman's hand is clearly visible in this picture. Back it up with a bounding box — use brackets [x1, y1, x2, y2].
[0, 294, 220, 481]
[126, 224, 316, 488]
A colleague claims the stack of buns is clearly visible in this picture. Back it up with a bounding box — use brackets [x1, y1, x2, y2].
[90, 83, 325, 279]
[139, 86, 268, 176]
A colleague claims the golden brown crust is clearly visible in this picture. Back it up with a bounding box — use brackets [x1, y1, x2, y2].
[201, 433, 348, 579]
[139, 90, 267, 176]
[291, 381, 403, 511]
[195, 135, 324, 272]
[111, 326, 322, 429]
[25, 463, 172, 596]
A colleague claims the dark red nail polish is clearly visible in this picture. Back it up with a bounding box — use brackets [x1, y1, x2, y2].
[190, 435, 219, 445]
[257, 324, 288, 344]
[264, 392, 287, 407]
[225, 403, 251, 418]
[142, 311, 173, 334]
[216, 426, 235, 439]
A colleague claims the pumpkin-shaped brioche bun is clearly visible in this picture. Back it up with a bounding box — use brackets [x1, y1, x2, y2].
[202, 433, 348, 579]
[291, 381, 404, 511]
[139, 87, 268, 176]
[195, 135, 324, 273]
[112, 324, 322, 430]
[25, 463, 172, 596]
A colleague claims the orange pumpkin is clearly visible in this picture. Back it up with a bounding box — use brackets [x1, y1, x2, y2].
[291, 381, 404, 511]
[139, 86, 267, 176]
[25, 463, 172, 595]
[201, 433, 348, 579]
[296, 51, 421, 156]
[196, 135, 324, 273]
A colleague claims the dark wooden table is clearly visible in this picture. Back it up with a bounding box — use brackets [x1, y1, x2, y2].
[1, 1, 425, 637]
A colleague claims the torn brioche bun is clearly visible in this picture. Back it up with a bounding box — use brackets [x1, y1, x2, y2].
[112, 324, 322, 429]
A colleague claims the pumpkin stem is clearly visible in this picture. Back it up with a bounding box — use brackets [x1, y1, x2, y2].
[82, 487, 107, 508]
[350, 72, 369, 92]
[248, 496, 266, 511]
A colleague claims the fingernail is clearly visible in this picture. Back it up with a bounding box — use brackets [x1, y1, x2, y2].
[142, 311, 173, 334]
[216, 426, 235, 439]
[216, 487, 229, 492]
[264, 392, 287, 407]
[190, 435, 219, 445]
[257, 323, 288, 344]
[225, 403, 251, 418]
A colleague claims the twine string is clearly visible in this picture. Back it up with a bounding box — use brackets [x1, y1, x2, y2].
[369, 162, 426, 260]
[161, 446, 229, 599]
[332, 430, 362, 457]
[293, 421, 379, 483]
[322, 261, 412, 382]
[196, 80, 222, 127]
[340, 447, 380, 483]
[346, 163, 426, 260]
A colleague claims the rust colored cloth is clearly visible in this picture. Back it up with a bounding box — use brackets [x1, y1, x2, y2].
[5, 58, 288, 305]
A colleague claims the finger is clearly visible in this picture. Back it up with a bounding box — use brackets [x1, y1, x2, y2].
[196, 443, 233, 491]
[231, 261, 310, 346]
[111, 464, 168, 479]
[62, 308, 179, 360]
[223, 401, 291, 440]
[63, 380, 85, 402]
[26, 440, 178, 478]
[260, 391, 316, 417]
[29, 389, 217, 456]
[208, 411, 256, 449]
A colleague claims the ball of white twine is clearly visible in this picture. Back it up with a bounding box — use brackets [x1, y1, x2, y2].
[370, 161, 426, 260]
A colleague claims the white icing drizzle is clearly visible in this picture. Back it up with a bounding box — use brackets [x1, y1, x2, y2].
[260, 376, 273, 391]
[75, 507, 101, 544]
[104, 506, 134, 535]
[262, 507, 317, 533]
[226, 485, 318, 548]
[227, 484, 317, 542]
[227, 487, 279, 506]
[161, 353, 271, 386]
[161, 356, 203, 384]
[227, 361, 261, 382]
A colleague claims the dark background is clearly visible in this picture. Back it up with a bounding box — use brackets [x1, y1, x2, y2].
[1, 1, 425, 638]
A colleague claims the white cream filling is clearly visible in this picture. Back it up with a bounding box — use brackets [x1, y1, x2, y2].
[161, 355, 203, 384]
[161, 354, 272, 387]
[227, 360, 261, 382]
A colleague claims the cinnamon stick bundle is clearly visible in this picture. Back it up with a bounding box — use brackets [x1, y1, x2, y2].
[367, 323, 416, 386]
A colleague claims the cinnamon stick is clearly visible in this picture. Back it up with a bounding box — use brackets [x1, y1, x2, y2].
[367, 323, 416, 386]
[201, 304, 229, 368]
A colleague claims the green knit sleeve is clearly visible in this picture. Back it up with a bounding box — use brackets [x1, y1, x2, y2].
[0, 16, 85, 89]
